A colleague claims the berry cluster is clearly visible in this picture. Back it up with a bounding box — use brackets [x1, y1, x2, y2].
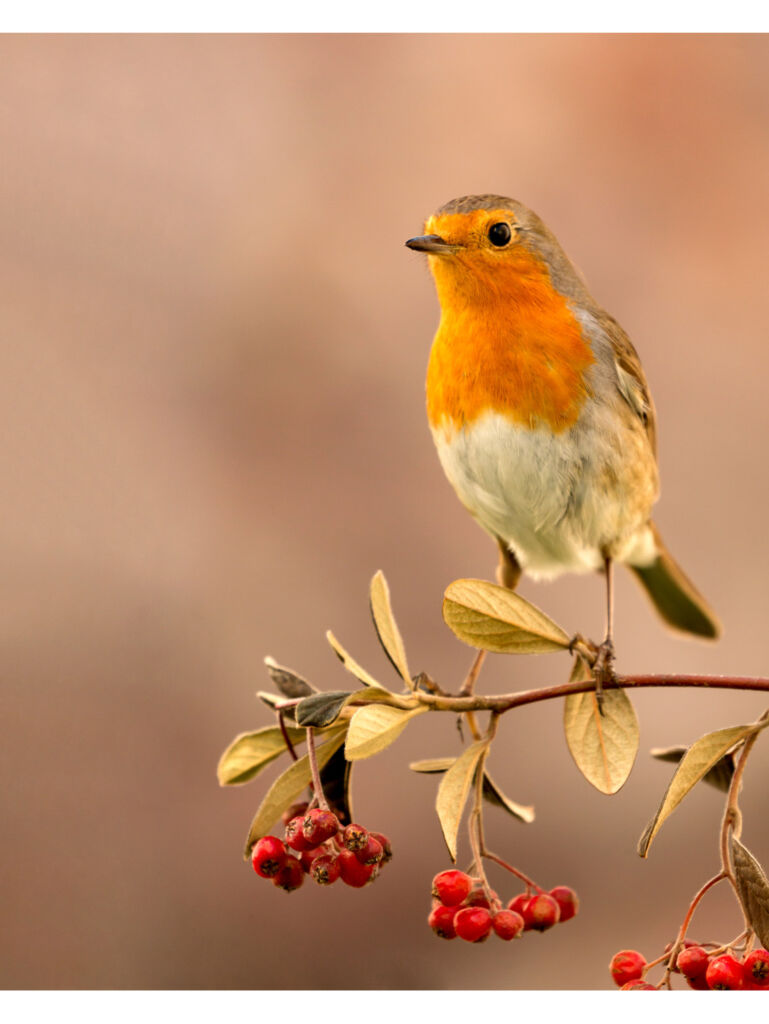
[428, 869, 579, 944]
[610, 944, 769, 991]
[250, 801, 392, 893]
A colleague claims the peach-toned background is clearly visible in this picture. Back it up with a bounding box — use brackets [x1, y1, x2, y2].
[2, 34, 769, 990]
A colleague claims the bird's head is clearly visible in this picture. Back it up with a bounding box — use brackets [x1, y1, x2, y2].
[406, 195, 588, 311]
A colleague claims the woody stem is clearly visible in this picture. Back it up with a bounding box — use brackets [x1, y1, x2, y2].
[305, 727, 329, 811]
[467, 714, 499, 904]
[661, 872, 727, 986]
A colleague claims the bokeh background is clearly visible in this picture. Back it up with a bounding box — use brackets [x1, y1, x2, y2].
[2, 33, 769, 990]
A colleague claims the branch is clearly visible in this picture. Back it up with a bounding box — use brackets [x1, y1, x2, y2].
[404, 673, 769, 715]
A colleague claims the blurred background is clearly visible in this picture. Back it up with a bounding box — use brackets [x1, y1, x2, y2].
[2, 33, 769, 990]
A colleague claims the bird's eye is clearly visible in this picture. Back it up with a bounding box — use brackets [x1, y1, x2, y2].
[487, 222, 512, 247]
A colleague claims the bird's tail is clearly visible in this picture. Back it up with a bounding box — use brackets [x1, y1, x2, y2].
[628, 524, 721, 639]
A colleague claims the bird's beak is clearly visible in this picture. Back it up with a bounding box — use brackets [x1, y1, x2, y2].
[405, 234, 459, 255]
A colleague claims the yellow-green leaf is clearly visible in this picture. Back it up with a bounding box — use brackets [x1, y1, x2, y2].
[564, 673, 639, 795]
[326, 630, 388, 690]
[650, 745, 735, 793]
[409, 757, 456, 773]
[370, 570, 412, 686]
[442, 578, 570, 654]
[731, 835, 769, 948]
[243, 728, 347, 857]
[217, 724, 308, 786]
[410, 759, 535, 825]
[345, 704, 426, 761]
[436, 740, 487, 861]
[638, 724, 756, 857]
[482, 772, 535, 824]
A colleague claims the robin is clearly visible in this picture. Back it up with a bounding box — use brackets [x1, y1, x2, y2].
[405, 195, 720, 673]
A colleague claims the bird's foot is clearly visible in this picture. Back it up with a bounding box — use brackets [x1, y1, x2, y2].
[592, 637, 616, 715]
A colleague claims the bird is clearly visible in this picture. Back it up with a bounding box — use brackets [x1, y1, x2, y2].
[405, 194, 720, 674]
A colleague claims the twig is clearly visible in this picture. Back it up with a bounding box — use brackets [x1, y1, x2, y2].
[305, 727, 329, 811]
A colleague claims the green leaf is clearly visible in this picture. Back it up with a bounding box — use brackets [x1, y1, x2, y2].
[650, 745, 735, 793]
[326, 630, 388, 690]
[731, 835, 769, 948]
[637, 724, 756, 857]
[264, 656, 316, 698]
[345, 704, 427, 761]
[370, 570, 412, 686]
[564, 657, 639, 795]
[436, 740, 487, 861]
[410, 759, 535, 824]
[217, 724, 307, 786]
[243, 728, 347, 857]
[482, 772, 535, 824]
[442, 578, 570, 654]
[295, 691, 355, 728]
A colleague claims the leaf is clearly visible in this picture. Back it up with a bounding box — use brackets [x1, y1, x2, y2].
[295, 691, 355, 728]
[564, 662, 639, 795]
[637, 724, 756, 858]
[650, 745, 735, 793]
[436, 740, 487, 861]
[482, 772, 535, 824]
[243, 728, 347, 857]
[442, 578, 570, 654]
[326, 630, 388, 689]
[345, 704, 427, 761]
[409, 757, 457, 773]
[731, 836, 769, 948]
[217, 724, 307, 786]
[370, 570, 412, 686]
[410, 759, 535, 824]
[319, 743, 355, 826]
[256, 691, 295, 719]
[264, 656, 316, 698]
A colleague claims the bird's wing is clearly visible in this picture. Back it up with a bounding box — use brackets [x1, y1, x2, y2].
[601, 313, 657, 458]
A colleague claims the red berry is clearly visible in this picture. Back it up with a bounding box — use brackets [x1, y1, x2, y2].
[251, 835, 288, 879]
[355, 836, 384, 866]
[428, 905, 459, 940]
[281, 801, 309, 825]
[676, 946, 710, 980]
[523, 893, 560, 932]
[454, 907, 493, 943]
[466, 886, 499, 910]
[744, 948, 769, 987]
[432, 870, 473, 907]
[272, 857, 304, 892]
[620, 981, 656, 990]
[686, 972, 711, 990]
[284, 816, 310, 852]
[338, 849, 378, 888]
[302, 809, 341, 847]
[369, 831, 392, 863]
[549, 885, 579, 923]
[610, 950, 647, 988]
[706, 954, 744, 990]
[492, 909, 524, 941]
[309, 853, 341, 886]
[299, 847, 325, 873]
[507, 893, 531, 920]
[342, 823, 369, 851]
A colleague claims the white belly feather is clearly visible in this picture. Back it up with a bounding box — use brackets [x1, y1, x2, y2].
[432, 410, 658, 578]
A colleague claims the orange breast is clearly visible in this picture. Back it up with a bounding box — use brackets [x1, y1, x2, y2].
[426, 249, 595, 435]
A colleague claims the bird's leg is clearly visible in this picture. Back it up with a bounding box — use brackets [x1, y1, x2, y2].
[496, 538, 522, 590]
[593, 554, 616, 706]
[459, 541, 520, 703]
